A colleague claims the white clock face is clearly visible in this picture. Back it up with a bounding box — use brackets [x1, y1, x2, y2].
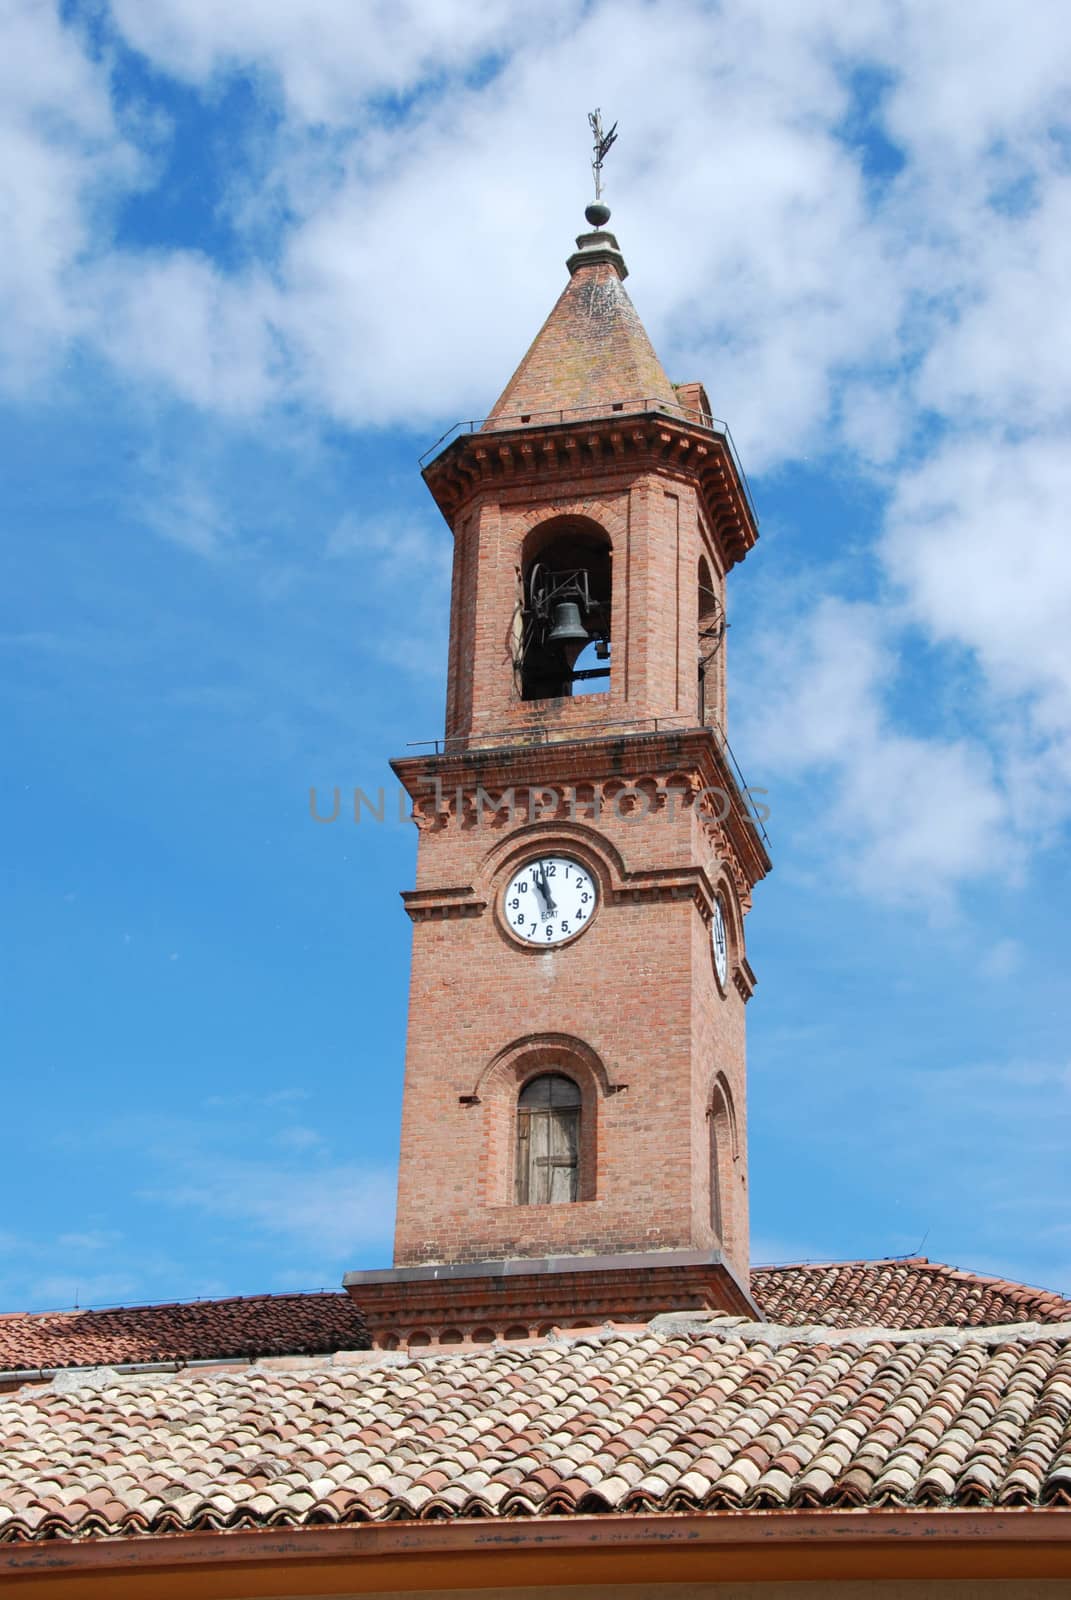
[712, 896, 728, 986]
[504, 856, 597, 946]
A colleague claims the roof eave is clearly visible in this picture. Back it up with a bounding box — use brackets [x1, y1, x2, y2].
[5, 1509, 1070, 1593]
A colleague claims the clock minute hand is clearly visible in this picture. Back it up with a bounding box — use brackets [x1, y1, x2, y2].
[535, 861, 558, 918]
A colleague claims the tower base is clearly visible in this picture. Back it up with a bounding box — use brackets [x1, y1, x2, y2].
[342, 1250, 760, 1350]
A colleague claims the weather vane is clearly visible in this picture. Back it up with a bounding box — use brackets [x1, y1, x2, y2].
[588, 108, 617, 204]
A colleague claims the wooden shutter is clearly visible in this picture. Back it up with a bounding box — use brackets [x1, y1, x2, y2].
[517, 1074, 580, 1204]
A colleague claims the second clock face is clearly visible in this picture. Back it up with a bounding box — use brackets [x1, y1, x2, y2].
[712, 895, 728, 986]
[504, 856, 597, 946]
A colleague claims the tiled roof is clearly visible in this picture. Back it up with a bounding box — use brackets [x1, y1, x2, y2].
[485, 254, 679, 427]
[753, 1258, 1071, 1330]
[2, 1316, 1071, 1542]
[3, 1260, 1067, 1376]
[0, 1294, 369, 1374]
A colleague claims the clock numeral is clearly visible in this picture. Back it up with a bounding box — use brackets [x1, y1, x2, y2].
[505, 859, 596, 944]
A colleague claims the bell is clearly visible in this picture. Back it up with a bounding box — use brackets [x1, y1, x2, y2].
[547, 600, 589, 646]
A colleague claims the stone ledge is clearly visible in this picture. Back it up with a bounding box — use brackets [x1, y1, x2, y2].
[343, 1250, 760, 1349]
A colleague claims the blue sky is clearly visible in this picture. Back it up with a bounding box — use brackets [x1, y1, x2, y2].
[2, 0, 1070, 1313]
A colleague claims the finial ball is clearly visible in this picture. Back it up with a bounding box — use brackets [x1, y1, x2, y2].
[585, 200, 611, 228]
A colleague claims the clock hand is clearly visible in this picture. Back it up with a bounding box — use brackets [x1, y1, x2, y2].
[537, 861, 558, 917]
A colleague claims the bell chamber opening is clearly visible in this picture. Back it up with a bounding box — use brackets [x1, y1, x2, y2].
[518, 518, 612, 702]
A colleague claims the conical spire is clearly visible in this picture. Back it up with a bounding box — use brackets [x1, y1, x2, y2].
[484, 205, 679, 429]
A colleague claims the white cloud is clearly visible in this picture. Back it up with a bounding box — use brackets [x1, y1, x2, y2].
[877, 0, 1071, 160]
[0, 0, 138, 384]
[911, 176, 1071, 431]
[87, 252, 284, 414]
[146, 1157, 396, 1258]
[739, 597, 1008, 904]
[135, 477, 235, 558]
[107, 0, 545, 123]
[883, 434, 1071, 840]
[979, 938, 1024, 982]
[328, 513, 451, 677]
[3, 0, 1070, 900]
[56, 1230, 122, 1252]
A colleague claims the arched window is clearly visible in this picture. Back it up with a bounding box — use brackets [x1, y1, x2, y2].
[516, 1073, 581, 1204]
[697, 556, 724, 726]
[519, 521, 612, 702]
[708, 1077, 735, 1244]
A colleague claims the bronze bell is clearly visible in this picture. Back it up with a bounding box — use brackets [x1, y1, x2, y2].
[547, 600, 589, 646]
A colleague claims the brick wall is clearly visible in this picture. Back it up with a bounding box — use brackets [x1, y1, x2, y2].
[397, 378, 761, 1294]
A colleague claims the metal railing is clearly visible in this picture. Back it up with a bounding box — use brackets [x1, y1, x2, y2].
[404, 715, 769, 845]
[418, 398, 757, 526]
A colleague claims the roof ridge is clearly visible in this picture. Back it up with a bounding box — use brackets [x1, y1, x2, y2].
[0, 1289, 346, 1322]
[24, 1313, 1071, 1394]
[753, 1256, 931, 1271]
[649, 1314, 1071, 1349]
[756, 1256, 1070, 1298]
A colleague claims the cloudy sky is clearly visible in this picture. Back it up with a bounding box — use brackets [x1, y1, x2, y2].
[3, 0, 1070, 1312]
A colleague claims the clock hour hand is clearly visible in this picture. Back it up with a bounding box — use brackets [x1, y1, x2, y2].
[534, 861, 558, 919]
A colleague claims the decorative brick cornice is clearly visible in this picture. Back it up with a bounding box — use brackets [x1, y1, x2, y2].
[734, 958, 758, 1002]
[343, 1249, 759, 1349]
[422, 410, 758, 573]
[400, 886, 486, 922]
[392, 726, 771, 893]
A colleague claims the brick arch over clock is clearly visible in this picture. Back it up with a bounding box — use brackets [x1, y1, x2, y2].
[476, 824, 623, 924]
[470, 1033, 614, 1208]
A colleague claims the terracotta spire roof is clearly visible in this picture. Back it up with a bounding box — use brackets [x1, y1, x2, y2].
[484, 213, 679, 429]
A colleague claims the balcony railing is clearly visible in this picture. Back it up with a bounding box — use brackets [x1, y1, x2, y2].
[404, 715, 769, 845]
[418, 399, 757, 527]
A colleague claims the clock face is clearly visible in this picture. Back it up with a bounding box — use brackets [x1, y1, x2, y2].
[711, 896, 728, 986]
[503, 856, 597, 946]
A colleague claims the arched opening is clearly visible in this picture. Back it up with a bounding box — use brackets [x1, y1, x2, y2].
[708, 1077, 735, 1244]
[473, 1030, 607, 1207]
[519, 520, 611, 701]
[697, 556, 724, 726]
[516, 1072, 581, 1203]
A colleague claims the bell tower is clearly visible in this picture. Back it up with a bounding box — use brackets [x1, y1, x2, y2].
[345, 200, 770, 1348]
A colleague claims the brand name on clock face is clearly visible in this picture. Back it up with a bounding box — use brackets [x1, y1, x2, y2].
[309, 778, 770, 827]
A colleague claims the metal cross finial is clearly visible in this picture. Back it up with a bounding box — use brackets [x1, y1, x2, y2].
[588, 108, 618, 202]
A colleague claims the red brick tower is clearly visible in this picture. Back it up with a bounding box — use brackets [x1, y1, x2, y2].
[346, 207, 770, 1347]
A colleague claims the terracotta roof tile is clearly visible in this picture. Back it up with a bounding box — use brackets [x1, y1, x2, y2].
[485, 255, 678, 428]
[2, 1259, 1067, 1380]
[0, 1294, 370, 1373]
[752, 1258, 1071, 1329]
[2, 1318, 1071, 1542]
